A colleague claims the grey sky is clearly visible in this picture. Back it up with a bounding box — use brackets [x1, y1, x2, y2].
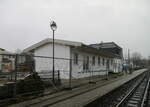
[0, 0, 150, 58]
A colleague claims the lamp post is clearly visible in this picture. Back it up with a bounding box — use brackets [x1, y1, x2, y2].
[50, 21, 57, 84]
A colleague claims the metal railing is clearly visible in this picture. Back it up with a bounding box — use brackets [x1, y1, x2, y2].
[0, 53, 122, 100]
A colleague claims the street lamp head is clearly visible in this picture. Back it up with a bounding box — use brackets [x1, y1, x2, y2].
[50, 21, 57, 31]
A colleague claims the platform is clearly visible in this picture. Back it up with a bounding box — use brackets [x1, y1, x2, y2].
[9, 69, 147, 107]
[51, 69, 147, 107]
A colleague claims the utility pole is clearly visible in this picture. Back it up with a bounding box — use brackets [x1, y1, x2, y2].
[128, 49, 130, 65]
[128, 49, 132, 74]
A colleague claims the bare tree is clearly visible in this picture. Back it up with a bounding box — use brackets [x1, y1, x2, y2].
[131, 52, 142, 67]
[141, 58, 149, 67]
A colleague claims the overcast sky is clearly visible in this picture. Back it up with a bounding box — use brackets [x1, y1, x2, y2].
[0, 0, 150, 58]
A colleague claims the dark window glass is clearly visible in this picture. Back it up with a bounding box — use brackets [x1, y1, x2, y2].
[111, 59, 113, 65]
[103, 58, 105, 66]
[98, 57, 100, 65]
[92, 56, 95, 65]
[74, 53, 78, 65]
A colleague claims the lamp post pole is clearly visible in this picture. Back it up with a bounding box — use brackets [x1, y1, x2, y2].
[50, 21, 57, 84]
[52, 30, 55, 83]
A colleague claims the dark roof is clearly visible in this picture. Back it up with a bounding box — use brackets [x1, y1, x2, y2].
[89, 42, 123, 58]
[75, 45, 117, 58]
[90, 42, 122, 50]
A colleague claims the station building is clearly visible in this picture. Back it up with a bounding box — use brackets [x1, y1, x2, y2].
[23, 38, 123, 79]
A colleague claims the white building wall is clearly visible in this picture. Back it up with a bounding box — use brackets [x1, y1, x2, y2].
[71, 49, 112, 79]
[113, 58, 122, 73]
[34, 43, 70, 79]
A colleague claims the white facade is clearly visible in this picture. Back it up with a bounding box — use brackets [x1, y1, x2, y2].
[113, 58, 122, 73]
[71, 49, 114, 78]
[33, 43, 71, 79]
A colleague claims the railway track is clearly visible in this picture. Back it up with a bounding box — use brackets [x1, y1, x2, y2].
[145, 77, 150, 107]
[116, 71, 150, 107]
[86, 70, 149, 107]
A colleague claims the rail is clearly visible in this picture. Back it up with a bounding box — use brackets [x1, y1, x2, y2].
[116, 71, 150, 107]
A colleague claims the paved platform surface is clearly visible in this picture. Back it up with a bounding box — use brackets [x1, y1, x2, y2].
[9, 69, 147, 107]
[44, 73, 120, 95]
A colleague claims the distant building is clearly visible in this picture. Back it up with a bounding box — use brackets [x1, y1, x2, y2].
[23, 38, 122, 79]
[17, 53, 35, 72]
[0, 48, 35, 73]
[0, 48, 15, 72]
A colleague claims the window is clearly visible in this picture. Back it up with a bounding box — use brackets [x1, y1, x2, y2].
[98, 57, 101, 65]
[107, 59, 110, 65]
[106, 59, 110, 69]
[103, 58, 105, 66]
[83, 56, 89, 70]
[86, 56, 89, 70]
[92, 56, 95, 65]
[111, 59, 113, 65]
[83, 57, 86, 70]
[74, 53, 78, 65]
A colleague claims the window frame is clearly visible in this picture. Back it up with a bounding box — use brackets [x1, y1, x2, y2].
[74, 53, 78, 65]
[92, 56, 95, 65]
[103, 58, 105, 66]
[98, 57, 101, 65]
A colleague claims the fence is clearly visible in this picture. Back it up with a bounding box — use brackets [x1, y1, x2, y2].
[31, 54, 115, 89]
[0, 53, 44, 100]
[0, 53, 122, 100]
